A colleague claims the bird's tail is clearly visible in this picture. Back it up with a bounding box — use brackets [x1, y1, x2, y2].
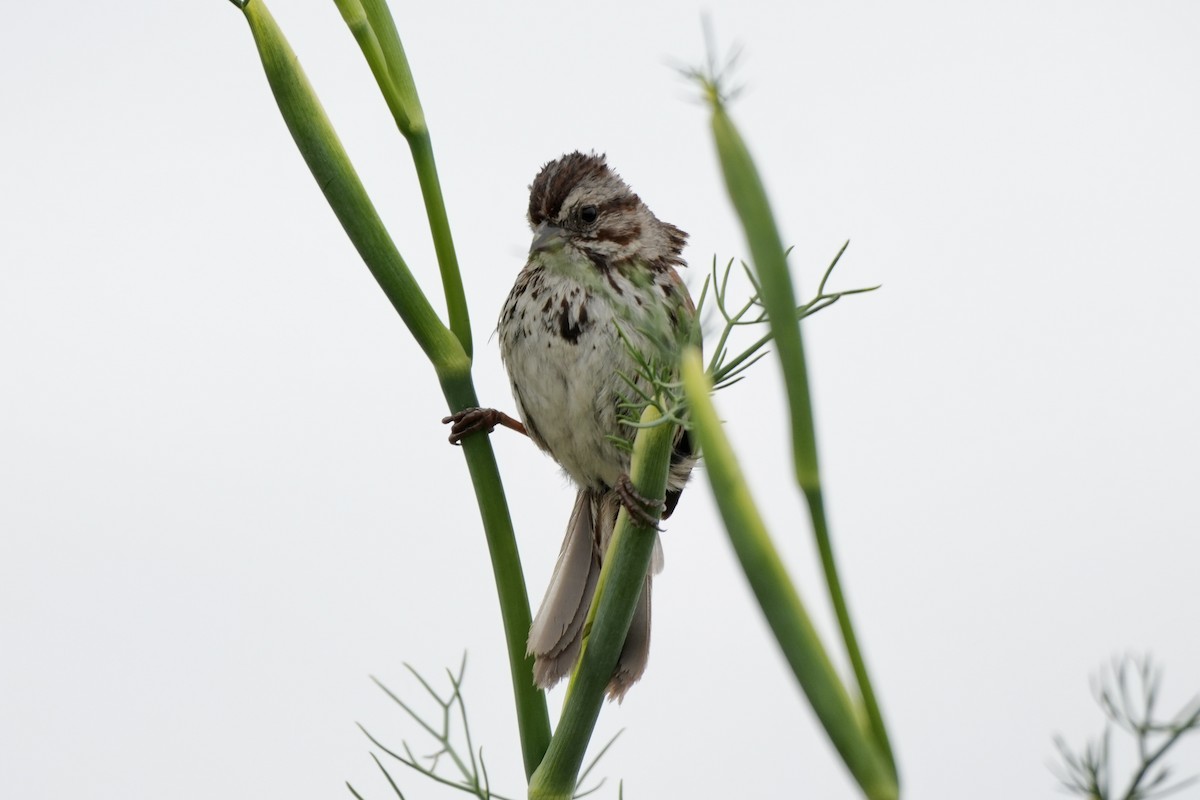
[527, 488, 663, 701]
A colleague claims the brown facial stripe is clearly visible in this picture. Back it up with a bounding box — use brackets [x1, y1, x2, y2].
[599, 193, 640, 216]
[585, 249, 611, 272]
[584, 252, 642, 294]
[598, 221, 641, 246]
[528, 152, 611, 225]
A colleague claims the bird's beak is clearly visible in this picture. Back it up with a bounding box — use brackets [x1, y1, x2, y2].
[529, 222, 567, 255]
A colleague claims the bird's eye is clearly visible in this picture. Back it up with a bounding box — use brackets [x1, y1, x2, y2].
[579, 205, 599, 225]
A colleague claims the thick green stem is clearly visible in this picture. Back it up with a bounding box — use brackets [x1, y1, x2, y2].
[528, 407, 676, 800]
[409, 131, 471, 357]
[681, 351, 897, 800]
[706, 88, 897, 783]
[439, 370, 552, 777]
[709, 103, 816, 487]
[335, 0, 472, 357]
[804, 486, 893, 781]
[240, 0, 452, 364]
[237, 0, 549, 776]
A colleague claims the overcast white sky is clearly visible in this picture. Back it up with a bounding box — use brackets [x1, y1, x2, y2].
[3, 2, 1199, 799]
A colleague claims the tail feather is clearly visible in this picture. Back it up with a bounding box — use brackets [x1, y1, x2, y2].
[608, 572, 652, 702]
[528, 490, 599, 681]
[528, 488, 661, 698]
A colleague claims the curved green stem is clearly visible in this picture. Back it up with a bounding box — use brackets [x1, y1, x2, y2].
[682, 351, 897, 800]
[236, 0, 548, 776]
[242, 0, 454, 363]
[440, 371, 551, 777]
[703, 81, 897, 785]
[333, 0, 472, 357]
[409, 130, 471, 357]
[528, 406, 676, 800]
[709, 103, 816, 488]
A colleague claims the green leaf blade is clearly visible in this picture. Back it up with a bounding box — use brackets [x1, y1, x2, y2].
[681, 350, 897, 800]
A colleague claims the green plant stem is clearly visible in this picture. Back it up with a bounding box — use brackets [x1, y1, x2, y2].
[409, 131, 470, 357]
[528, 406, 676, 800]
[439, 372, 551, 779]
[681, 350, 897, 800]
[705, 86, 896, 783]
[236, 0, 549, 776]
[241, 0, 453, 363]
[708, 101, 815, 489]
[1120, 703, 1200, 800]
[805, 484, 894, 773]
[334, 0, 472, 357]
[331, 0, 414, 130]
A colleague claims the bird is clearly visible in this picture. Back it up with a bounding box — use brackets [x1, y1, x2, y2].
[444, 152, 697, 700]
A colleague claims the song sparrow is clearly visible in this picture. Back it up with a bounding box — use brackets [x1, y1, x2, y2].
[445, 152, 697, 700]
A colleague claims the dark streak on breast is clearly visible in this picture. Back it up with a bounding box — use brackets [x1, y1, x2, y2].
[558, 296, 585, 344]
[585, 249, 610, 272]
[522, 408, 548, 451]
[606, 271, 624, 295]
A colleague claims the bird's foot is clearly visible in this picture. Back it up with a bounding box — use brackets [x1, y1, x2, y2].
[615, 473, 665, 530]
[441, 407, 526, 445]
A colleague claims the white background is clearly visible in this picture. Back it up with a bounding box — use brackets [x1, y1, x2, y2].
[3, 2, 1198, 799]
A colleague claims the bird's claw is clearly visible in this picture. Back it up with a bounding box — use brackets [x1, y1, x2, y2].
[615, 473, 665, 530]
[441, 407, 528, 445]
[442, 407, 498, 445]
